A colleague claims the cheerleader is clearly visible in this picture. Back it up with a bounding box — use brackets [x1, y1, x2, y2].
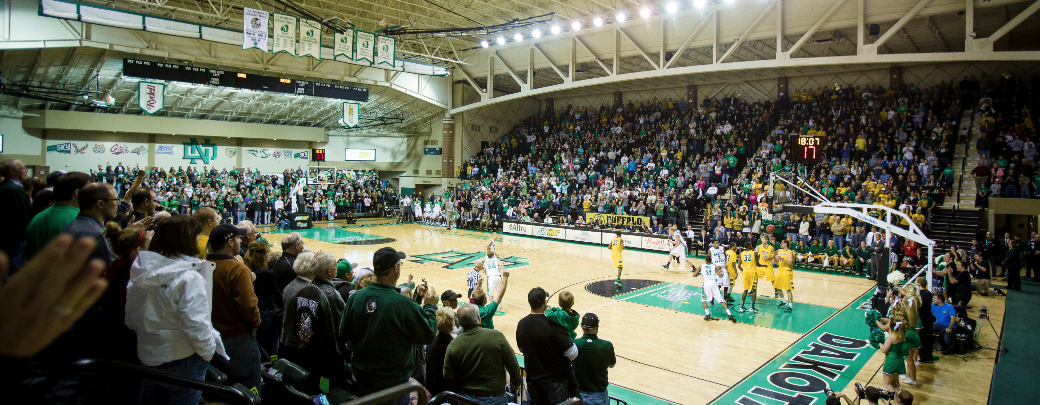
[875, 287, 911, 393]
[900, 285, 923, 385]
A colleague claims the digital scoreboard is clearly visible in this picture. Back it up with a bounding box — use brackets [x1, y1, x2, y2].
[123, 59, 369, 102]
[312, 149, 326, 162]
[788, 134, 824, 164]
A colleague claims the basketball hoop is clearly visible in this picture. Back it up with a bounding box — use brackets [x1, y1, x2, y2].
[307, 165, 337, 188]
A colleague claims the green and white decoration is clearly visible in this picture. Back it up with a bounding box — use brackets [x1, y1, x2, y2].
[375, 35, 396, 67]
[242, 7, 268, 51]
[334, 28, 355, 60]
[299, 18, 321, 60]
[355, 30, 375, 65]
[272, 13, 297, 56]
[138, 81, 165, 115]
[342, 101, 360, 128]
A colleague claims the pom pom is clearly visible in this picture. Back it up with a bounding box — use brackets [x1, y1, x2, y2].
[869, 329, 886, 349]
[887, 271, 906, 285]
[865, 309, 883, 327]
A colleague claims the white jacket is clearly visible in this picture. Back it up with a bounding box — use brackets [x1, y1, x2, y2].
[125, 251, 226, 367]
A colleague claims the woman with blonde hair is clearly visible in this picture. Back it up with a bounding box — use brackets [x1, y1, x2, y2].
[877, 305, 910, 393]
[898, 287, 922, 386]
[245, 241, 279, 357]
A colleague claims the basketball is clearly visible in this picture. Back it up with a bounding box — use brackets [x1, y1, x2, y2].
[766, 224, 776, 233]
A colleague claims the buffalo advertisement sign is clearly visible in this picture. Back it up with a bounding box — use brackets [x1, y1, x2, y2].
[710, 290, 876, 404]
[584, 212, 652, 227]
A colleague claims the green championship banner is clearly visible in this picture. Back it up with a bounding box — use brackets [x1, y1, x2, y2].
[584, 213, 651, 227]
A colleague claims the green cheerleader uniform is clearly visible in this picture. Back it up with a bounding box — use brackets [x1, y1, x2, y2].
[883, 339, 908, 375]
[905, 318, 922, 349]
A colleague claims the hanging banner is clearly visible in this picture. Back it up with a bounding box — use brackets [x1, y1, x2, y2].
[272, 13, 297, 56]
[343, 102, 360, 128]
[298, 18, 321, 60]
[334, 28, 355, 60]
[355, 30, 375, 65]
[138, 81, 165, 115]
[375, 35, 396, 67]
[242, 8, 269, 51]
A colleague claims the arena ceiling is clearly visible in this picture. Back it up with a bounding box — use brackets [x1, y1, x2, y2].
[2, 0, 1039, 131]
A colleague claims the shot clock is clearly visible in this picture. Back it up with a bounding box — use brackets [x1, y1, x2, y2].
[788, 134, 824, 164]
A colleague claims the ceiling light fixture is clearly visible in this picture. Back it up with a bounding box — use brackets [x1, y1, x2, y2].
[640, 8, 651, 18]
[532, 28, 541, 38]
[571, 21, 582, 30]
[551, 24, 561, 34]
[667, 2, 679, 13]
[481, 40, 489, 48]
[496, 36, 506, 45]
[616, 12, 626, 22]
[513, 33, 523, 41]
[694, 0, 706, 8]
[593, 16, 603, 26]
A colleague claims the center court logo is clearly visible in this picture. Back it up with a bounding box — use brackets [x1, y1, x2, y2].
[408, 250, 529, 270]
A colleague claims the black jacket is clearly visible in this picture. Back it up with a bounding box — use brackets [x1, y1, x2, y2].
[0, 178, 30, 251]
[272, 253, 299, 301]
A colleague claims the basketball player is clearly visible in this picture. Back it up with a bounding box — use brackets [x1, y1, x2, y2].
[487, 232, 497, 256]
[662, 225, 690, 271]
[609, 231, 625, 288]
[725, 243, 739, 302]
[708, 240, 730, 301]
[756, 235, 778, 297]
[775, 239, 796, 312]
[739, 243, 760, 312]
[483, 250, 502, 299]
[693, 261, 737, 322]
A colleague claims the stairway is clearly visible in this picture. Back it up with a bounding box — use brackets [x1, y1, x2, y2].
[926, 207, 983, 252]
[954, 111, 985, 209]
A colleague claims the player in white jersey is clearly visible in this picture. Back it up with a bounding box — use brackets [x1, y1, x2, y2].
[483, 251, 502, 299]
[662, 226, 690, 271]
[707, 240, 732, 302]
[692, 263, 737, 323]
[487, 232, 497, 255]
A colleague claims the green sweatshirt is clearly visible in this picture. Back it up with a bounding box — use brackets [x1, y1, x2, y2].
[443, 326, 521, 396]
[546, 307, 581, 339]
[338, 283, 437, 391]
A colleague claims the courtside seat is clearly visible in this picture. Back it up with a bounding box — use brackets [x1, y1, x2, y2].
[206, 364, 230, 385]
[261, 358, 314, 404]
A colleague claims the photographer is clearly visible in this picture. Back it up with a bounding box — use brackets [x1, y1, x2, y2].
[970, 252, 991, 296]
[945, 259, 973, 312]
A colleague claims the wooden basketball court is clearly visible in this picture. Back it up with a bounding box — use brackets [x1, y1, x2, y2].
[259, 220, 1003, 404]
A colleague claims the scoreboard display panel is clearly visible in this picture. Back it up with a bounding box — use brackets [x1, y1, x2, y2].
[788, 134, 824, 164]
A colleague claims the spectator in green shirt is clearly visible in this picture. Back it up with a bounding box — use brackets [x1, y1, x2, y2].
[443, 304, 521, 403]
[572, 313, 616, 405]
[337, 247, 438, 401]
[23, 172, 92, 259]
[471, 267, 510, 330]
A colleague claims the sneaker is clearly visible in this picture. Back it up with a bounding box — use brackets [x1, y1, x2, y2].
[739, 306, 748, 312]
[750, 306, 759, 313]
[703, 315, 716, 321]
[663, 264, 670, 269]
[778, 302, 787, 308]
[783, 306, 793, 313]
[728, 316, 737, 323]
[904, 380, 918, 386]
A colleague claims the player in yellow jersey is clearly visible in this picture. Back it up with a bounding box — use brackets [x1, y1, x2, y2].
[774, 239, 796, 313]
[756, 235, 777, 282]
[725, 244, 739, 303]
[609, 231, 625, 288]
[738, 243, 760, 312]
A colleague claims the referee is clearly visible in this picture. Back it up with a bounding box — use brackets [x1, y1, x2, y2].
[572, 313, 617, 405]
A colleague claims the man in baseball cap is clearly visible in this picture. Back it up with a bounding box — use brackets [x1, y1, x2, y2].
[209, 223, 248, 250]
[337, 246, 437, 399]
[572, 312, 616, 405]
[441, 290, 461, 309]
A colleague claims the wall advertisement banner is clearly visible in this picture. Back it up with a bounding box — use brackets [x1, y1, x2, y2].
[532, 225, 565, 240]
[566, 228, 601, 244]
[503, 221, 533, 236]
[642, 236, 672, 252]
[584, 212, 652, 227]
[45, 139, 148, 172]
[605, 233, 643, 249]
[242, 7, 268, 51]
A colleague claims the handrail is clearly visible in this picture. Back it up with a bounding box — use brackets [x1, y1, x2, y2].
[341, 381, 428, 405]
[427, 391, 484, 405]
[71, 359, 257, 405]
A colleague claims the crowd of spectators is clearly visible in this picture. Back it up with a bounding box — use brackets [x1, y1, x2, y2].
[3, 159, 622, 405]
[81, 164, 397, 225]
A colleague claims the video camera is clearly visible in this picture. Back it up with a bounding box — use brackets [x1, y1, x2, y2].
[855, 382, 895, 401]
